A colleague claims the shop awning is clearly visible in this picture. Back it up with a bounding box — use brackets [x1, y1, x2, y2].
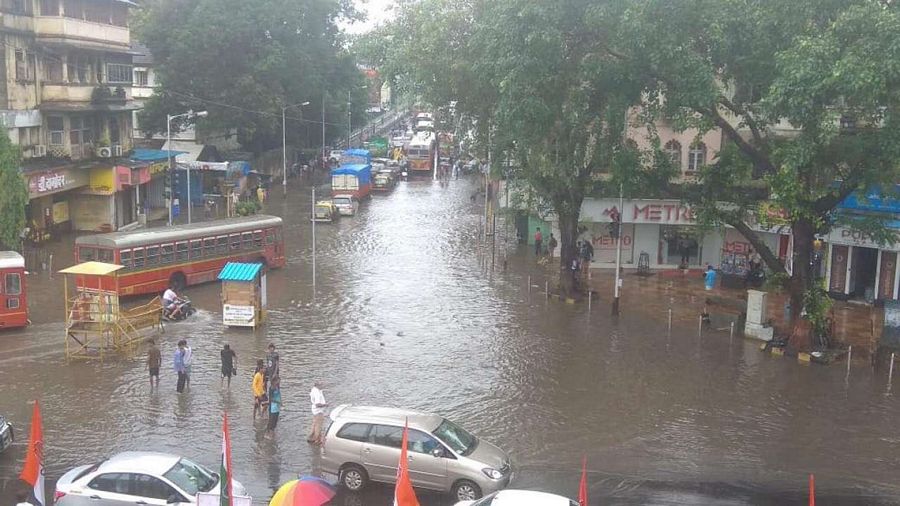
[160, 140, 205, 162]
[218, 262, 263, 282]
[59, 262, 124, 276]
[131, 148, 186, 162]
[39, 101, 141, 112]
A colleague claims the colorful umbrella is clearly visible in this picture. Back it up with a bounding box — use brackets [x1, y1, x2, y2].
[269, 475, 336, 506]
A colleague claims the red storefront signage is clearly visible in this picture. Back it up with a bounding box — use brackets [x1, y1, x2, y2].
[116, 166, 132, 188]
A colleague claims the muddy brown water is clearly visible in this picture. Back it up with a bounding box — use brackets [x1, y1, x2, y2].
[1, 178, 900, 505]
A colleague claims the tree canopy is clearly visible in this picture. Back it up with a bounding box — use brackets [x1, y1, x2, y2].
[135, 0, 369, 153]
[0, 131, 27, 250]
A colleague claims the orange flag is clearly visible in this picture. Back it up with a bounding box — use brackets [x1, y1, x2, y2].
[578, 456, 588, 506]
[20, 401, 45, 506]
[393, 419, 420, 506]
[809, 474, 815, 506]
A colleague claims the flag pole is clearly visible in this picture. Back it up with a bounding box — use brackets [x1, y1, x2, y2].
[19, 400, 45, 506]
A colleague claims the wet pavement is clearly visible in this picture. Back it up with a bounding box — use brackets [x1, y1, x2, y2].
[2, 177, 900, 505]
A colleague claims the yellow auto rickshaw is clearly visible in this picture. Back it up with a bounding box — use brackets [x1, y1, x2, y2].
[312, 200, 339, 223]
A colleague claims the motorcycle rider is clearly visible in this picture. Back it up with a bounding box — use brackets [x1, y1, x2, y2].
[163, 285, 185, 320]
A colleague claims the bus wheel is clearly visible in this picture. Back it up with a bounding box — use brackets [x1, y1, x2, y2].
[169, 272, 187, 291]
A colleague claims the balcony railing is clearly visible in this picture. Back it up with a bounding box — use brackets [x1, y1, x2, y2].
[34, 16, 129, 46]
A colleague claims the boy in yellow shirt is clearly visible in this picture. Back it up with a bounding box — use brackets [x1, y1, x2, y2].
[252, 360, 267, 419]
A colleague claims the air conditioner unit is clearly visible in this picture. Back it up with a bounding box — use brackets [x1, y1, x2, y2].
[97, 146, 112, 158]
[112, 144, 123, 157]
[33, 144, 47, 157]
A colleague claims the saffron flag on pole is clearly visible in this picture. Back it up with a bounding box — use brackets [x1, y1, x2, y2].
[809, 474, 815, 506]
[393, 419, 420, 506]
[19, 400, 45, 506]
[578, 456, 588, 506]
[220, 412, 234, 506]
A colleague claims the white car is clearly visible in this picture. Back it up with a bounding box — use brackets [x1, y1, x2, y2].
[333, 195, 360, 216]
[55, 451, 246, 506]
[456, 490, 579, 506]
[329, 150, 344, 163]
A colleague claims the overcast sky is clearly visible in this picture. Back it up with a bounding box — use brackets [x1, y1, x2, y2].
[343, 0, 398, 35]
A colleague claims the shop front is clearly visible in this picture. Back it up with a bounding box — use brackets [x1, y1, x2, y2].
[580, 199, 719, 269]
[24, 166, 90, 242]
[825, 227, 900, 302]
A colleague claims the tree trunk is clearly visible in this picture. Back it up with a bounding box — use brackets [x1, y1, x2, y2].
[787, 218, 816, 351]
[557, 208, 579, 298]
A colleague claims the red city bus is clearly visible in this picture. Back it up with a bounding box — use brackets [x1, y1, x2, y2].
[74, 215, 286, 296]
[0, 251, 28, 328]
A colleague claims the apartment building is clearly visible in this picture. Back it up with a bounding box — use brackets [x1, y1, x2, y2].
[0, 0, 141, 236]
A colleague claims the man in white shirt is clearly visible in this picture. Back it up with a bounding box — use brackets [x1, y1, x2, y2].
[162, 286, 182, 319]
[307, 381, 328, 445]
[182, 339, 193, 389]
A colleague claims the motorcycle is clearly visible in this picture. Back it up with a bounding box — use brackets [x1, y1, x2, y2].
[163, 297, 196, 322]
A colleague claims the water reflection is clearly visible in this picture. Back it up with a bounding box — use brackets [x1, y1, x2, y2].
[0, 178, 899, 505]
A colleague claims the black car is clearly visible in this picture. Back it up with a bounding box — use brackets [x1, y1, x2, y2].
[0, 415, 13, 454]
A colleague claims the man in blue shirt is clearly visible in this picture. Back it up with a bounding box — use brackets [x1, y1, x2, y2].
[266, 376, 282, 438]
[704, 265, 717, 291]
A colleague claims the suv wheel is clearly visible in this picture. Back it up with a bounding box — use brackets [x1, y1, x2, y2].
[340, 464, 368, 491]
[451, 480, 482, 501]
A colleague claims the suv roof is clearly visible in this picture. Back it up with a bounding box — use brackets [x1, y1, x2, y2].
[330, 404, 443, 432]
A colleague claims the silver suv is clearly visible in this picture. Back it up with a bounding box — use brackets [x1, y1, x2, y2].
[320, 405, 513, 501]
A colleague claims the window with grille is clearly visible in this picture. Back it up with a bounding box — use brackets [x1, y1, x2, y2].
[688, 142, 707, 172]
[664, 140, 682, 170]
[48, 116, 64, 146]
[15, 49, 27, 81]
[106, 63, 132, 84]
[134, 70, 148, 86]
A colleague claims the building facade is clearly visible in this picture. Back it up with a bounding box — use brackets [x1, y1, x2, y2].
[0, 0, 138, 236]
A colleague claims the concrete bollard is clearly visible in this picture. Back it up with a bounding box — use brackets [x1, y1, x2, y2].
[889, 353, 896, 392]
[545, 281, 549, 298]
[847, 346, 853, 376]
[667, 309, 672, 333]
[588, 291, 592, 311]
[527, 275, 531, 293]
[730, 321, 734, 342]
[698, 314, 703, 337]
[48, 253, 53, 279]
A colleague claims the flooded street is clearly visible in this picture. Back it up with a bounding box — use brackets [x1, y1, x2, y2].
[2, 177, 900, 505]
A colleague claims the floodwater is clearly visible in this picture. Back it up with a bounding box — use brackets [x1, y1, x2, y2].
[2, 177, 900, 505]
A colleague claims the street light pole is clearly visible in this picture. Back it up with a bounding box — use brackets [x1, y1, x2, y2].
[167, 110, 207, 225]
[282, 101, 310, 195]
[166, 114, 172, 226]
[347, 90, 352, 148]
[613, 183, 624, 315]
[311, 185, 316, 292]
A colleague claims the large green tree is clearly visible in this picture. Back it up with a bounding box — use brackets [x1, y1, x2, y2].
[375, 0, 643, 296]
[135, 0, 368, 153]
[613, 0, 900, 348]
[0, 131, 27, 250]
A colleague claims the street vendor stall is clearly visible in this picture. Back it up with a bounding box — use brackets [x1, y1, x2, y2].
[218, 262, 266, 328]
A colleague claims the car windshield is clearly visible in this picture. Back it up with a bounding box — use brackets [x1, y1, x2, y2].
[162, 458, 218, 496]
[334, 198, 351, 205]
[432, 418, 477, 456]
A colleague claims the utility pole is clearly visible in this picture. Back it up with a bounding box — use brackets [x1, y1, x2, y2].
[347, 90, 352, 148]
[312, 185, 317, 292]
[612, 183, 624, 315]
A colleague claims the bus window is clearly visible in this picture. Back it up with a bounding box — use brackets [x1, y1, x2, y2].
[242, 232, 253, 250]
[98, 249, 114, 263]
[132, 248, 145, 268]
[253, 230, 263, 247]
[161, 244, 174, 264]
[273, 227, 282, 244]
[190, 240, 202, 259]
[217, 236, 228, 254]
[79, 247, 96, 262]
[146, 246, 160, 266]
[205, 237, 217, 256]
[265, 229, 274, 245]
[176, 241, 189, 261]
[5, 273, 21, 295]
[120, 249, 132, 268]
[230, 234, 241, 251]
